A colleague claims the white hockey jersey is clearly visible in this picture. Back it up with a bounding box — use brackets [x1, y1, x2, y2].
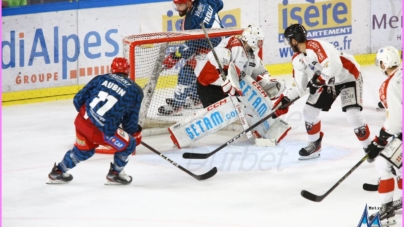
[285, 39, 361, 100]
[194, 36, 268, 86]
[379, 68, 402, 135]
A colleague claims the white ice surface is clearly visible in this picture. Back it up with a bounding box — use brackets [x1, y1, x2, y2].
[3, 65, 402, 227]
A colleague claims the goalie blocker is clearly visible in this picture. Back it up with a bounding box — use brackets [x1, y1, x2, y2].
[168, 75, 291, 148]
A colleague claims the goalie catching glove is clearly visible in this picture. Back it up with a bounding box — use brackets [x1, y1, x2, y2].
[256, 74, 286, 100]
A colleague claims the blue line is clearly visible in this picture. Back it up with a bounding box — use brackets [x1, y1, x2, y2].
[2, 0, 171, 16]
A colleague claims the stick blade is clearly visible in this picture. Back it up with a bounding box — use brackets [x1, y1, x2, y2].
[363, 183, 379, 191]
[195, 167, 218, 181]
[182, 152, 210, 159]
[301, 190, 324, 202]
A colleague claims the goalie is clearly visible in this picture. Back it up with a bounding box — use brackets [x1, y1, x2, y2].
[168, 25, 291, 148]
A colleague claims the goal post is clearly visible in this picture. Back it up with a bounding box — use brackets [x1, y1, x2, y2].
[122, 28, 246, 135]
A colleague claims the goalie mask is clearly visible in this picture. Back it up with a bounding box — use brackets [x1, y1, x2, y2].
[241, 25, 264, 52]
[376, 46, 401, 75]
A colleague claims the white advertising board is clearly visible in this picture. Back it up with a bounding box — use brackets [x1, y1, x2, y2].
[259, 0, 370, 64]
[2, 0, 386, 93]
[2, 1, 250, 92]
[2, 11, 79, 92]
[2, 2, 169, 92]
[370, 0, 402, 52]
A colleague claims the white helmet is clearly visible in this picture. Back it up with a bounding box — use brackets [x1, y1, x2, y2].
[241, 25, 264, 52]
[376, 46, 400, 74]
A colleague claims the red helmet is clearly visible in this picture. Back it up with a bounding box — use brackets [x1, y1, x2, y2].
[173, 0, 191, 4]
[110, 57, 129, 74]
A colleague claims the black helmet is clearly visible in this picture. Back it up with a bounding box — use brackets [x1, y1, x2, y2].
[284, 24, 307, 44]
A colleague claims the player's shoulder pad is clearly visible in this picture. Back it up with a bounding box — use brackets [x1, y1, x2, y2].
[89, 73, 109, 83]
[306, 39, 328, 63]
[225, 36, 243, 49]
[190, 0, 221, 25]
[108, 73, 136, 87]
[203, 0, 223, 12]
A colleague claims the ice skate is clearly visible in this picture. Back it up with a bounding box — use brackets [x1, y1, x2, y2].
[105, 163, 132, 185]
[47, 162, 73, 184]
[298, 132, 323, 160]
[166, 97, 202, 110]
[369, 201, 396, 226]
[184, 97, 202, 109]
[393, 197, 402, 212]
[158, 103, 183, 116]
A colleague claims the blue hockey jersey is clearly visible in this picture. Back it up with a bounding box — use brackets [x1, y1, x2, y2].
[73, 73, 143, 137]
[177, 0, 224, 59]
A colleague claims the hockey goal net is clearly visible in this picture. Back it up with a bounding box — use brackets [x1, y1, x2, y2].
[122, 28, 244, 135]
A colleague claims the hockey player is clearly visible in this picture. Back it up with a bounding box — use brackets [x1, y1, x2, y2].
[273, 24, 372, 160]
[47, 57, 143, 185]
[366, 46, 402, 225]
[168, 26, 290, 148]
[195, 25, 284, 107]
[159, 0, 224, 116]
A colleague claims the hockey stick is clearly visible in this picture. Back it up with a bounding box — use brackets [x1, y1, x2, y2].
[301, 154, 368, 202]
[182, 90, 308, 159]
[363, 164, 398, 192]
[141, 141, 217, 180]
[363, 183, 378, 191]
[199, 23, 254, 141]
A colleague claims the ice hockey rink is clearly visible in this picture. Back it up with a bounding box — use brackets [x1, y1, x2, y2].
[3, 65, 402, 227]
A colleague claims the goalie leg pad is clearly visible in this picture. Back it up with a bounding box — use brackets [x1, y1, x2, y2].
[169, 96, 239, 148]
[263, 118, 292, 144]
[239, 76, 291, 144]
[238, 75, 274, 125]
[242, 102, 291, 145]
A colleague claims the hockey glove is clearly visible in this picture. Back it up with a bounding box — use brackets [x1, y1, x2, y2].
[307, 72, 325, 94]
[221, 78, 242, 96]
[366, 137, 387, 160]
[256, 74, 286, 100]
[365, 128, 392, 160]
[272, 94, 290, 118]
[132, 125, 142, 146]
[163, 52, 181, 69]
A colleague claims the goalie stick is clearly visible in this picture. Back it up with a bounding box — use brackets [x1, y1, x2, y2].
[140, 141, 217, 180]
[301, 154, 368, 202]
[199, 23, 255, 143]
[182, 90, 308, 159]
